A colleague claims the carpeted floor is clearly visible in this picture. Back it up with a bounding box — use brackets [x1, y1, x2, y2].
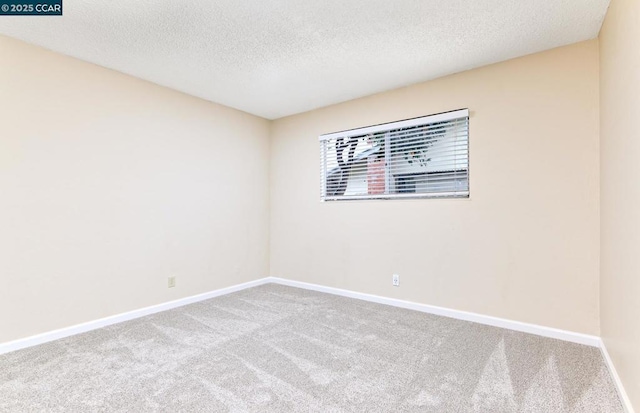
[0, 284, 623, 412]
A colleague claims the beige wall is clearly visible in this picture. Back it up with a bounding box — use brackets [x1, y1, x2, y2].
[270, 40, 601, 335]
[0, 34, 606, 345]
[0, 36, 270, 343]
[600, 0, 640, 408]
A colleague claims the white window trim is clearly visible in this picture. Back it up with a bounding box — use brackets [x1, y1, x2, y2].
[319, 108, 470, 201]
[322, 191, 468, 201]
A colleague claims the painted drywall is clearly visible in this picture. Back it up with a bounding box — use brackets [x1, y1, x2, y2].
[600, 0, 640, 408]
[270, 40, 601, 335]
[0, 36, 270, 344]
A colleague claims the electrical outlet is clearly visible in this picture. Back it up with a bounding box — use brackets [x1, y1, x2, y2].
[392, 274, 400, 287]
[168, 276, 176, 288]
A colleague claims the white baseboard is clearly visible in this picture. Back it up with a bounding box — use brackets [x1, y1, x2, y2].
[599, 340, 635, 413]
[0, 276, 600, 354]
[0, 277, 271, 355]
[267, 277, 601, 347]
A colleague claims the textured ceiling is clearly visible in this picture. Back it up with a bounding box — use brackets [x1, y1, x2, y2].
[0, 0, 610, 119]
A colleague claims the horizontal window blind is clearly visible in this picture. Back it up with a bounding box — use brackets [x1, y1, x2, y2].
[320, 109, 469, 201]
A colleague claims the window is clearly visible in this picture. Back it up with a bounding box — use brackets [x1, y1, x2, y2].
[319, 109, 469, 201]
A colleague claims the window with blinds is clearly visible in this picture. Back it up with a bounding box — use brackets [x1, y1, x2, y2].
[319, 109, 469, 201]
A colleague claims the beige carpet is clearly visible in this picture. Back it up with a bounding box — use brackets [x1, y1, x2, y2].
[0, 284, 623, 412]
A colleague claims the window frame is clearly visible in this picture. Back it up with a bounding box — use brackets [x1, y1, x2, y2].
[319, 108, 470, 201]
